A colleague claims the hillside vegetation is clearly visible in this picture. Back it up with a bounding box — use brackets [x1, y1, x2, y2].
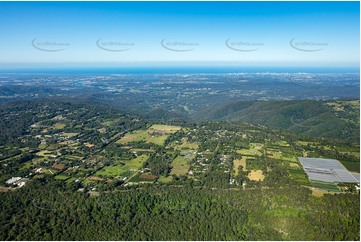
[195, 100, 359, 143]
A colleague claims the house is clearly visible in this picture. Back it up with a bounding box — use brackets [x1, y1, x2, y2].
[5, 177, 22, 185]
[5, 177, 28, 188]
[35, 168, 42, 173]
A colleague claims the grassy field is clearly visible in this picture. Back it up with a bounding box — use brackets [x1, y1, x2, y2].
[37, 144, 47, 149]
[339, 151, 360, 159]
[66, 177, 77, 183]
[36, 150, 56, 157]
[116, 130, 147, 144]
[289, 163, 300, 168]
[233, 157, 246, 176]
[128, 173, 157, 183]
[145, 136, 169, 146]
[158, 176, 173, 183]
[54, 174, 70, 180]
[267, 150, 297, 162]
[291, 173, 311, 186]
[19, 162, 31, 171]
[176, 141, 199, 150]
[33, 174, 45, 179]
[130, 148, 156, 153]
[82, 179, 98, 185]
[236, 143, 263, 157]
[311, 182, 339, 191]
[126, 155, 149, 170]
[245, 158, 263, 170]
[43, 168, 58, 175]
[275, 141, 290, 147]
[250, 143, 264, 149]
[60, 132, 78, 137]
[248, 170, 265, 181]
[116, 124, 182, 146]
[96, 165, 127, 177]
[148, 124, 182, 132]
[96, 155, 149, 178]
[166, 137, 199, 159]
[0, 154, 22, 163]
[236, 149, 262, 157]
[52, 123, 66, 129]
[171, 155, 191, 176]
[101, 120, 116, 126]
[339, 160, 360, 173]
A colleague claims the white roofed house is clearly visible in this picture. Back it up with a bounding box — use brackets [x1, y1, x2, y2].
[5, 177, 28, 188]
[5, 177, 22, 185]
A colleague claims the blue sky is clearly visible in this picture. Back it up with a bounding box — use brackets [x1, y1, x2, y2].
[0, 1, 359, 69]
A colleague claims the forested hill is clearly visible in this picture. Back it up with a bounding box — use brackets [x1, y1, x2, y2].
[0, 179, 359, 241]
[193, 100, 360, 143]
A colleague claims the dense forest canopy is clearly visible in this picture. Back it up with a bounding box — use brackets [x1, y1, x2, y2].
[0, 179, 359, 241]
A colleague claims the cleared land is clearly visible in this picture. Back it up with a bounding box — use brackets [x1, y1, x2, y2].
[274, 141, 290, 147]
[179, 141, 199, 150]
[309, 188, 329, 197]
[289, 163, 300, 168]
[158, 176, 172, 183]
[236, 149, 262, 156]
[52, 123, 66, 129]
[96, 155, 149, 177]
[36, 150, 55, 157]
[101, 120, 116, 126]
[117, 131, 145, 144]
[60, 132, 78, 137]
[236, 143, 263, 157]
[130, 148, 156, 154]
[149, 124, 181, 132]
[171, 155, 192, 176]
[117, 124, 181, 146]
[54, 175, 70, 180]
[267, 150, 297, 162]
[129, 173, 157, 183]
[233, 157, 246, 176]
[234, 156, 265, 181]
[170, 141, 199, 150]
[248, 170, 265, 181]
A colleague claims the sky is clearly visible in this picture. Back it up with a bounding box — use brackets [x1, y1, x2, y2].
[0, 1, 359, 69]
